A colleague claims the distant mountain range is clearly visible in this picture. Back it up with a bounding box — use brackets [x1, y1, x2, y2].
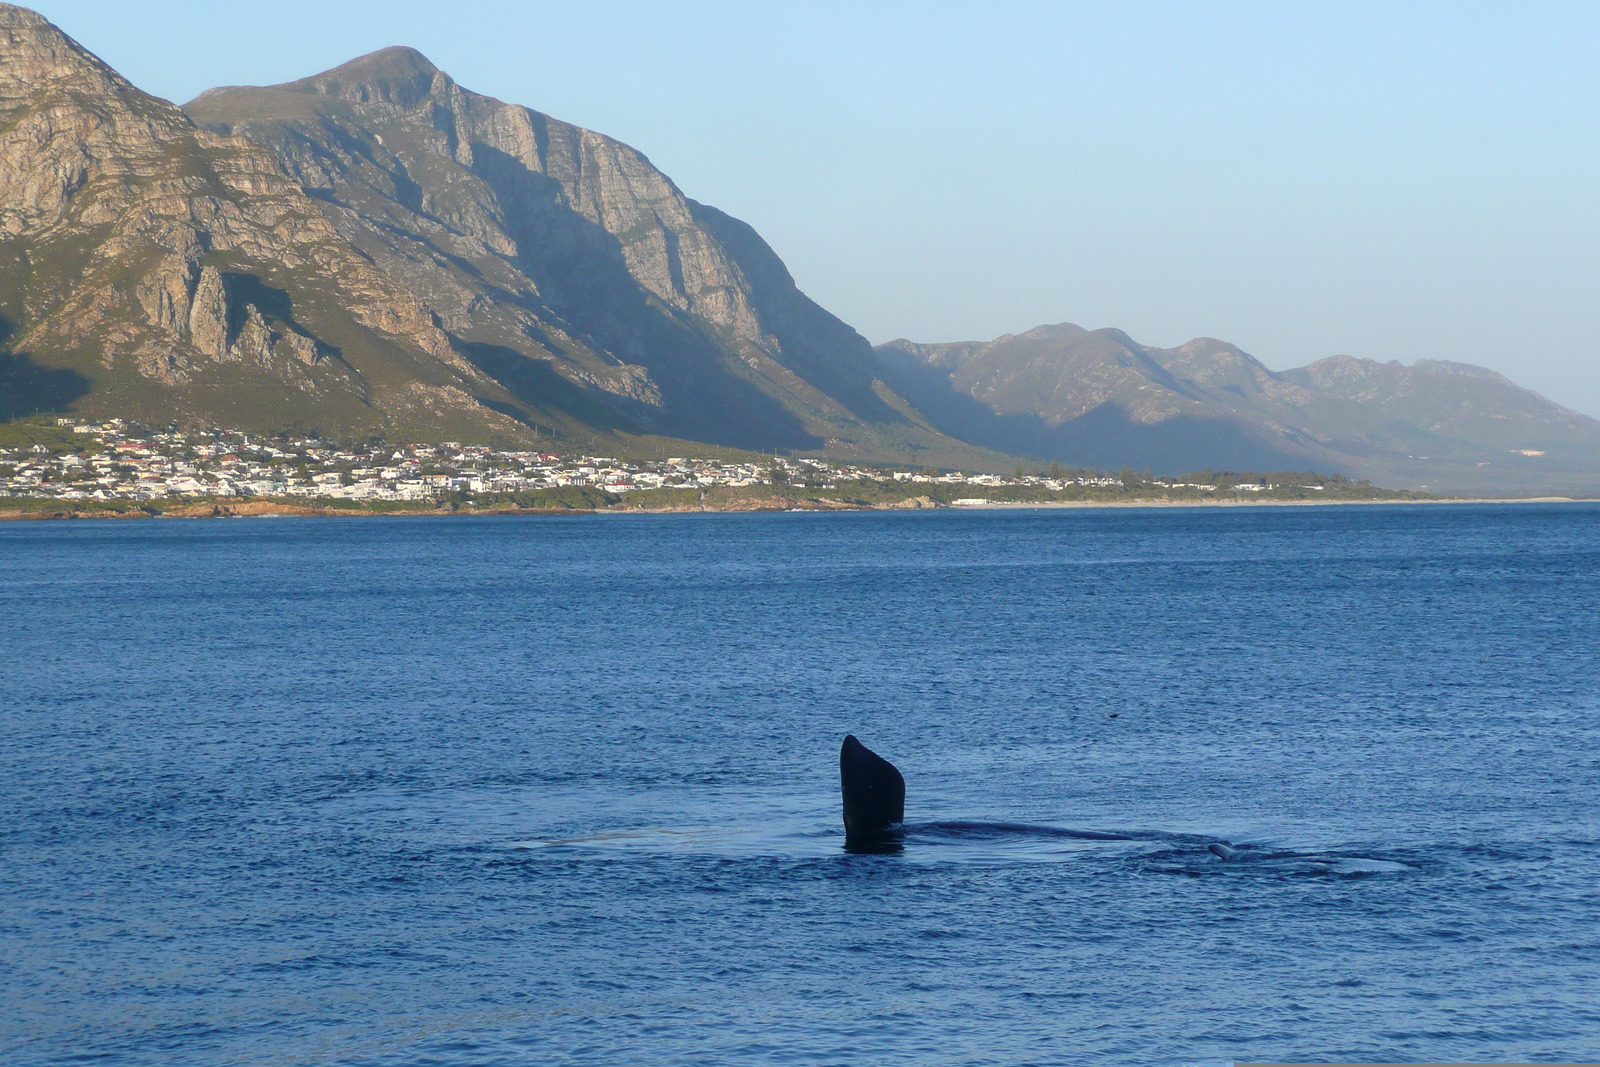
[875, 325, 1600, 493]
[3, 3, 1598, 494]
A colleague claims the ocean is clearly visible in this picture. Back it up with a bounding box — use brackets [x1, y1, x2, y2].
[3, 503, 1598, 1065]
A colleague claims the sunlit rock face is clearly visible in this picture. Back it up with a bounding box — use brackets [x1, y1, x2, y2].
[185, 43, 913, 450]
[0, 3, 499, 435]
[0, 4, 938, 456]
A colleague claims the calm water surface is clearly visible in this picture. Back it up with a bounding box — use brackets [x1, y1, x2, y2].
[2, 504, 1598, 1065]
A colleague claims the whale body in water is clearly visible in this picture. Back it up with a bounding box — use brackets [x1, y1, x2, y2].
[838, 735, 1245, 860]
[839, 735, 905, 847]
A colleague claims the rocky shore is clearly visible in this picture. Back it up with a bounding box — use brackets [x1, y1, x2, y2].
[5, 492, 1585, 523]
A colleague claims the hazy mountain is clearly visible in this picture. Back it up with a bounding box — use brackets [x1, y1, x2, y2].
[0, 5, 978, 463]
[877, 326, 1600, 493]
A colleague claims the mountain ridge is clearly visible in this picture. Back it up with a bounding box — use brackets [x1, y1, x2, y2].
[1, 5, 988, 465]
[0, 3, 525, 439]
[4, 3, 1599, 494]
[875, 326, 1600, 492]
[183, 43, 929, 454]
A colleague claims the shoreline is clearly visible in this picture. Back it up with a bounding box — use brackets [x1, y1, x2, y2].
[0, 494, 1590, 522]
[943, 495, 1586, 509]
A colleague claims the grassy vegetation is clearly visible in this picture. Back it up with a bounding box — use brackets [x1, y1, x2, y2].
[0, 497, 157, 517]
[0, 465, 1435, 522]
[594, 476, 1433, 512]
[457, 486, 622, 510]
[0, 420, 103, 453]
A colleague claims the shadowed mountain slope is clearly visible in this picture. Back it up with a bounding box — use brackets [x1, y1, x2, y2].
[0, 7, 984, 462]
[184, 46, 947, 456]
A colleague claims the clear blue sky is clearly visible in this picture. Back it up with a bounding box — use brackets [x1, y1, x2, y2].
[39, 0, 1600, 415]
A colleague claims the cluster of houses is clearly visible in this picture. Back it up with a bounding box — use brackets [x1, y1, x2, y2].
[0, 419, 1289, 504]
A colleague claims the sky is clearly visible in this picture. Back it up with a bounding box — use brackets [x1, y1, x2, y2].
[38, 0, 1600, 416]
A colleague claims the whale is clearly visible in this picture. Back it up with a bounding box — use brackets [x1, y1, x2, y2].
[838, 736, 1130, 850]
[838, 735, 1302, 866]
[839, 734, 905, 848]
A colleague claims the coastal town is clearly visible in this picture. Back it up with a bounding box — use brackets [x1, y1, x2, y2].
[0, 418, 1370, 513]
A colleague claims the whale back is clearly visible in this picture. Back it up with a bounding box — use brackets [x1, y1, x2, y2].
[840, 734, 906, 842]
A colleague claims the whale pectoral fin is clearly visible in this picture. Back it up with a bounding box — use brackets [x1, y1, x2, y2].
[840, 735, 906, 843]
[1208, 843, 1240, 862]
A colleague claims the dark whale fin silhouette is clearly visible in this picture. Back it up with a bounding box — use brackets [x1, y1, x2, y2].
[840, 735, 906, 845]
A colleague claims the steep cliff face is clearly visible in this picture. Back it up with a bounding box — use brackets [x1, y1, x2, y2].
[0, 4, 540, 438]
[1, 8, 964, 459]
[184, 46, 903, 450]
[877, 326, 1600, 492]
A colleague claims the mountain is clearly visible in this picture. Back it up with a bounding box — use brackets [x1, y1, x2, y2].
[6, 3, 1598, 493]
[0, 5, 976, 463]
[876, 326, 1600, 493]
[0, 4, 503, 438]
[183, 46, 921, 452]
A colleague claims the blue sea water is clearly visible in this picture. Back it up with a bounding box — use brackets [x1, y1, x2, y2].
[2, 503, 1599, 1065]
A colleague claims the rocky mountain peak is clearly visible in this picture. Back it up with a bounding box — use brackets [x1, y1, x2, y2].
[279, 46, 447, 110]
[1171, 337, 1247, 358]
[1154, 337, 1279, 391]
[0, 2, 493, 435]
[1017, 322, 1087, 343]
[1290, 353, 1520, 397]
[2, 6, 936, 457]
[0, 2, 46, 27]
[1086, 326, 1142, 351]
[1, 6, 201, 239]
[1413, 358, 1514, 385]
[0, 3, 133, 99]
[182, 44, 909, 448]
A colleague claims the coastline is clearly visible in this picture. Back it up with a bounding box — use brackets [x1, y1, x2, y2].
[0, 494, 1588, 522]
[944, 495, 1585, 509]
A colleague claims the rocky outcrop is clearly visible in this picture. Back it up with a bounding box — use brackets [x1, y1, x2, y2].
[134, 262, 321, 372]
